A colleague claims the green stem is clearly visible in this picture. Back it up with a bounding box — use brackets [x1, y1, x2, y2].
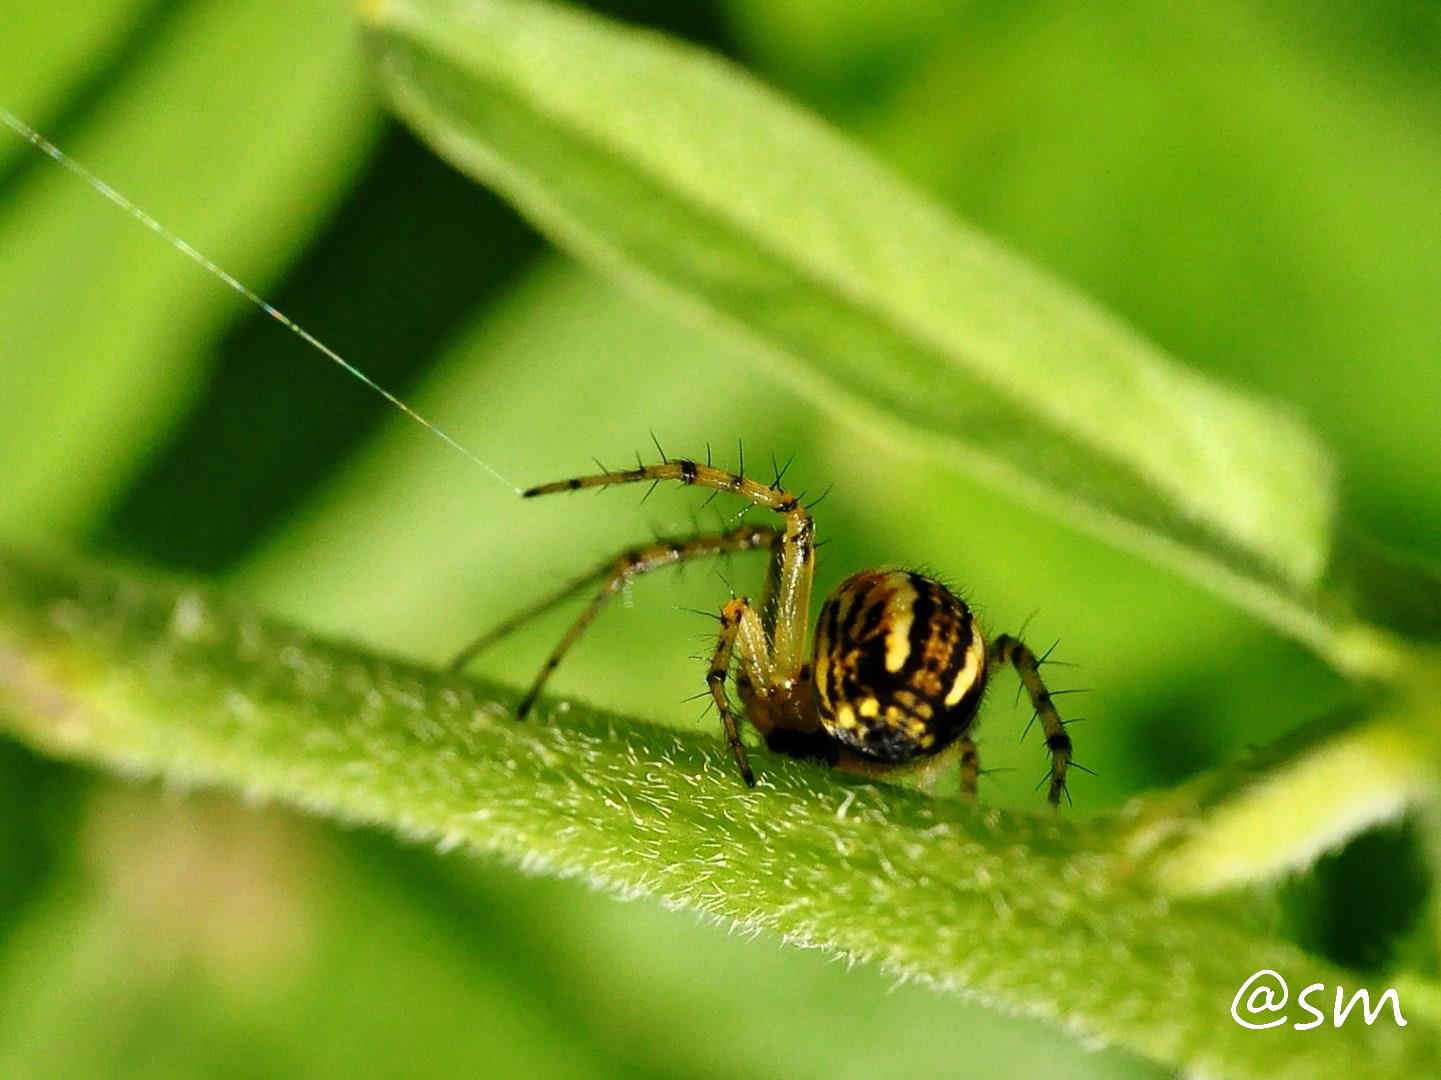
[0, 546, 1435, 1077]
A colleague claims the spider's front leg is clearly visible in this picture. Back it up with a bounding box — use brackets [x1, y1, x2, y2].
[707, 596, 775, 787]
[990, 634, 1073, 806]
[447, 524, 779, 716]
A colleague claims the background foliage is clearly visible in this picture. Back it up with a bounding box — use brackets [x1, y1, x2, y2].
[2, 0, 1440, 1076]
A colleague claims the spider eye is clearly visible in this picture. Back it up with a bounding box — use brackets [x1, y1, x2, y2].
[812, 570, 987, 763]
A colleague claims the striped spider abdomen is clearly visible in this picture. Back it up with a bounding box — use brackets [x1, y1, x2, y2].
[813, 570, 988, 763]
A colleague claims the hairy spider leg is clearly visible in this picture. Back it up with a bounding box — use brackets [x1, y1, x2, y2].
[707, 596, 776, 786]
[448, 523, 779, 717]
[524, 459, 817, 677]
[518, 459, 819, 782]
[990, 634, 1073, 806]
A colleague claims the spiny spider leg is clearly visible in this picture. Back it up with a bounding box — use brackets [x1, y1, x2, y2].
[525, 459, 816, 676]
[990, 634, 1073, 806]
[708, 596, 775, 787]
[448, 524, 778, 718]
[525, 459, 802, 511]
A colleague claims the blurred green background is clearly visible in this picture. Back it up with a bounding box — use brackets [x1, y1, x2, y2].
[2, 0, 1438, 1075]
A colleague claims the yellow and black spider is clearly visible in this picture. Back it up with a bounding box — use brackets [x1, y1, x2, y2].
[450, 455, 1075, 806]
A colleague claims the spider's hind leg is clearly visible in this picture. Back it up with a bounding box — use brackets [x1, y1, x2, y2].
[958, 735, 981, 799]
[990, 634, 1073, 806]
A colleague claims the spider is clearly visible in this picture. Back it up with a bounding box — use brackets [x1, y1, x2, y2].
[449, 455, 1076, 805]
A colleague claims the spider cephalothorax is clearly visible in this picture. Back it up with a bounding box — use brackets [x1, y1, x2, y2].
[450, 456, 1075, 805]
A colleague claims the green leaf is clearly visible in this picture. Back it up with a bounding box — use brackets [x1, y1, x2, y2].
[0, 0, 148, 176]
[1125, 703, 1441, 897]
[0, 792, 635, 1080]
[0, 0, 377, 544]
[1, 547, 1435, 1079]
[361, 0, 1357, 667]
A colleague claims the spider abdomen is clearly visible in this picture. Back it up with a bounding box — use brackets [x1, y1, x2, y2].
[812, 569, 988, 762]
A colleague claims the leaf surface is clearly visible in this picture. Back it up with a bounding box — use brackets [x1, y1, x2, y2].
[0, 547, 1432, 1079]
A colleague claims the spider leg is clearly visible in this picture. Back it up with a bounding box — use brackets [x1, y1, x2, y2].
[958, 735, 981, 800]
[990, 633, 1073, 806]
[447, 525, 779, 716]
[525, 457, 816, 678]
[524, 458, 806, 515]
[708, 596, 775, 786]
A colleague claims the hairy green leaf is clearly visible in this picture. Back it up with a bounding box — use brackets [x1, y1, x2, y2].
[362, 0, 1358, 665]
[0, 547, 1433, 1079]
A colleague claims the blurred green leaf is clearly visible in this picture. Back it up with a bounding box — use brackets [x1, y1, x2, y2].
[1, 548, 1435, 1079]
[863, 2, 1441, 559]
[0, 791, 634, 1079]
[0, 0, 377, 544]
[361, 0, 1365, 667]
[0, 782, 1159, 1080]
[232, 261, 784, 654]
[724, 3, 1441, 564]
[0, 0, 150, 176]
[1127, 703, 1441, 897]
[724, 0, 960, 105]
